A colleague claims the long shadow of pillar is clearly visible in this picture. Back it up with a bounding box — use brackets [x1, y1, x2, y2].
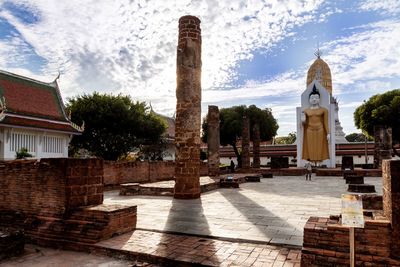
[219, 189, 297, 243]
[157, 198, 221, 265]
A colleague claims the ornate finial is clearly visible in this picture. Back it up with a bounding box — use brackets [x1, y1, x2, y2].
[0, 96, 6, 111]
[314, 43, 322, 59]
[0, 97, 6, 121]
[309, 84, 320, 97]
[53, 71, 61, 83]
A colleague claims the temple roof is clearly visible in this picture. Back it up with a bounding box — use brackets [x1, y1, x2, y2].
[306, 55, 333, 94]
[149, 106, 175, 140]
[0, 70, 82, 134]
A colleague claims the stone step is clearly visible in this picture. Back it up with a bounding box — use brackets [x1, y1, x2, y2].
[347, 184, 376, 193]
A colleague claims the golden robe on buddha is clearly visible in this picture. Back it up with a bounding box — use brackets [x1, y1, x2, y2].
[302, 107, 330, 161]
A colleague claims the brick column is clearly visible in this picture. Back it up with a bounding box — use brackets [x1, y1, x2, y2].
[207, 105, 220, 177]
[241, 115, 250, 170]
[174, 15, 202, 199]
[382, 159, 400, 259]
[252, 123, 260, 169]
[374, 126, 392, 168]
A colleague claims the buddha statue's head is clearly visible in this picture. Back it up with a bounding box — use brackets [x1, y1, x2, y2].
[309, 85, 320, 105]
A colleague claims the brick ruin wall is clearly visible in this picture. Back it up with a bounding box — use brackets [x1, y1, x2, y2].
[0, 158, 136, 245]
[302, 159, 400, 266]
[0, 158, 103, 218]
[103, 160, 209, 186]
[302, 216, 399, 266]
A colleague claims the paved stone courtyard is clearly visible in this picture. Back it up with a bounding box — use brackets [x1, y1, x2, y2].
[1, 175, 383, 266]
[105, 175, 382, 246]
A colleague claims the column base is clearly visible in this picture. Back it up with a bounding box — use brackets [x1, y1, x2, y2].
[173, 191, 201, 199]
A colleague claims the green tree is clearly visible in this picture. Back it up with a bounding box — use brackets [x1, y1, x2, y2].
[275, 132, 296, 144]
[345, 133, 373, 142]
[202, 105, 278, 166]
[67, 93, 166, 160]
[354, 89, 400, 156]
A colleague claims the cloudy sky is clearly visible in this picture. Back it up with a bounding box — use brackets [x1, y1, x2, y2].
[0, 0, 399, 136]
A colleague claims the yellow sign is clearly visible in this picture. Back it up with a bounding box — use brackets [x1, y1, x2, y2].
[341, 194, 364, 228]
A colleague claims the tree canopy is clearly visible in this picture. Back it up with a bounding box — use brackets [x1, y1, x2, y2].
[354, 89, 400, 156]
[345, 133, 373, 143]
[202, 105, 278, 165]
[67, 92, 166, 160]
[275, 132, 296, 144]
[354, 89, 400, 144]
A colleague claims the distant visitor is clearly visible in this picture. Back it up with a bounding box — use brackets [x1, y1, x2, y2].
[230, 158, 235, 173]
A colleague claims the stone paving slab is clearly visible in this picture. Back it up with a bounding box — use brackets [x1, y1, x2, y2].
[105, 175, 382, 247]
[94, 229, 302, 266]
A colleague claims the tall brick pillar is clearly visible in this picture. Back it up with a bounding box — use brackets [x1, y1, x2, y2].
[252, 123, 260, 169]
[207, 105, 220, 177]
[374, 126, 392, 168]
[241, 115, 250, 170]
[174, 15, 202, 199]
[382, 159, 400, 259]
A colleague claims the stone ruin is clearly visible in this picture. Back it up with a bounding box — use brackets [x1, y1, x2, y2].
[0, 158, 137, 255]
[302, 159, 400, 266]
[252, 123, 261, 169]
[374, 125, 392, 168]
[207, 105, 220, 177]
[241, 115, 251, 171]
[174, 15, 202, 199]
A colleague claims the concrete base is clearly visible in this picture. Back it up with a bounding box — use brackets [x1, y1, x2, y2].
[345, 175, 364, 184]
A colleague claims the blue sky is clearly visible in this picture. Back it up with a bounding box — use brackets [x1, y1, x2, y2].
[0, 0, 399, 136]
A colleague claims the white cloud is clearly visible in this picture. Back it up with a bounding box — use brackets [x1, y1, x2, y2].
[0, 0, 323, 110]
[202, 19, 400, 135]
[1, 1, 400, 137]
[359, 0, 400, 14]
[320, 20, 400, 94]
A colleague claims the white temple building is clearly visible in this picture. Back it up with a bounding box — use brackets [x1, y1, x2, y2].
[0, 70, 83, 160]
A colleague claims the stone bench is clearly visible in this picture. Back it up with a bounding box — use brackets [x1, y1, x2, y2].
[347, 184, 376, 193]
[261, 172, 273, 178]
[120, 183, 140, 196]
[245, 175, 261, 182]
[345, 175, 364, 184]
[220, 177, 239, 188]
[343, 170, 357, 180]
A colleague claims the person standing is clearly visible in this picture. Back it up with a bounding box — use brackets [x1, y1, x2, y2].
[229, 158, 235, 173]
[305, 161, 312, 181]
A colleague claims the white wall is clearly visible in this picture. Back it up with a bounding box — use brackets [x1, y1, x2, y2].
[0, 127, 70, 160]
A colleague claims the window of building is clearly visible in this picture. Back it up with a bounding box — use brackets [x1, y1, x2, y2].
[10, 132, 36, 152]
[42, 136, 64, 154]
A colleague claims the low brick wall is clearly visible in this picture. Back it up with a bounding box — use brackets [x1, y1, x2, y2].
[103, 161, 174, 185]
[0, 158, 136, 245]
[104, 160, 209, 186]
[0, 158, 103, 217]
[302, 216, 400, 266]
